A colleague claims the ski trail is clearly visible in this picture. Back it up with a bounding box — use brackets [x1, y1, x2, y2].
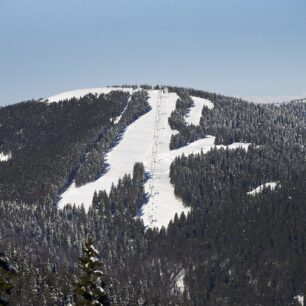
[185, 96, 214, 126]
[58, 88, 250, 229]
[140, 91, 191, 229]
[58, 90, 159, 210]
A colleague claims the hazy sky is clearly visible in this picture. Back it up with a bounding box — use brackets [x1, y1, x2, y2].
[0, 0, 305, 105]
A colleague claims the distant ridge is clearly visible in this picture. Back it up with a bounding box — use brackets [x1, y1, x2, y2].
[243, 93, 306, 104]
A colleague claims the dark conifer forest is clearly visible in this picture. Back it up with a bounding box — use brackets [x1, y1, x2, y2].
[0, 86, 305, 305]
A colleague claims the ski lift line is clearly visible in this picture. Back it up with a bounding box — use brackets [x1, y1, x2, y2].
[147, 91, 163, 221]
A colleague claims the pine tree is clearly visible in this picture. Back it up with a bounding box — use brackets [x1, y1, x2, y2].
[0, 253, 17, 306]
[74, 238, 110, 306]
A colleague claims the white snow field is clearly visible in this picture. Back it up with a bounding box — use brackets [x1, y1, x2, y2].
[247, 182, 279, 196]
[58, 89, 250, 229]
[47, 87, 135, 103]
[0, 152, 12, 162]
[185, 96, 214, 126]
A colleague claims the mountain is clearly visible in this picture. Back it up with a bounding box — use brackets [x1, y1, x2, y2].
[0, 85, 305, 305]
[56, 88, 248, 229]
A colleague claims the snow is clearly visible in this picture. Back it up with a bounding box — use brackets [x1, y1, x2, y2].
[0, 152, 12, 162]
[247, 182, 279, 196]
[223, 142, 251, 151]
[58, 90, 163, 212]
[90, 257, 99, 263]
[46, 87, 135, 103]
[59, 90, 190, 229]
[175, 269, 185, 293]
[113, 96, 131, 124]
[90, 245, 99, 254]
[185, 96, 214, 126]
[58, 90, 250, 229]
[295, 295, 304, 306]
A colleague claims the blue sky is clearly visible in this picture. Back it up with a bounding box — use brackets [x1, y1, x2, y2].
[0, 0, 305, 105]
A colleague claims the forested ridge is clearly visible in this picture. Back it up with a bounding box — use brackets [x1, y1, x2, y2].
[168, 86, 305, 149]
[0, 86, 305, 305]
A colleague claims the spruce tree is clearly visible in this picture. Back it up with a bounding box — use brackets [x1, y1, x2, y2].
[0, 253, 17, 306]
[74, 238, 110, 306]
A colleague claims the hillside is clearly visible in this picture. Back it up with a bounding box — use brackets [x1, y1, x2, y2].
[0, 85, 305, 305]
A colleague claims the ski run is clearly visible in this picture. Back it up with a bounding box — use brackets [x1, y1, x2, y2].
[185, 96, 214, 125]
[57, 89, 250, 229]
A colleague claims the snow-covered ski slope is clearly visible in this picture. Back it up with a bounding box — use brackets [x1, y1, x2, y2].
[185, 96, 214, 125]
[47, 87, 135, 103]
[58, 89, 250, 229]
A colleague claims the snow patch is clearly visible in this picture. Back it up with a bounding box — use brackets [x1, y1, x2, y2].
[224, 142, 251, 151]
[90, 245, 99, 254]
[0, 152, 12, 162]
[175, 269, 185, 293]
[185, 96, 214, 126]
[90, 257, 98, 263]
[295, 295, 304, 306]
[247, 182, 279, 196]
[46, 87, 135, 103]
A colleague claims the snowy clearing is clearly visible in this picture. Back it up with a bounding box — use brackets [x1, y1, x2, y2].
[185, 96, 214, 126]
[247, 182, 279, 196]
[58, 90, 251, 229]
[0, 152, 12, 162]
[175, 269, 185, 294]
[46, 87, 135, 103]
[294, 295, 304, 306]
